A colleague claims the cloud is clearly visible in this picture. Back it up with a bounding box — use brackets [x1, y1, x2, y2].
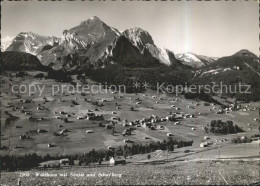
[1, 35, 14, 51]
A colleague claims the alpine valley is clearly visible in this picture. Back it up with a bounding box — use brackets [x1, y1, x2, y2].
[1, 16, 260, 185]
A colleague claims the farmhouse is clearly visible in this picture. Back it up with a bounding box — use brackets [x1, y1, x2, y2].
[200, 142, 209, 147]
[60, 158, 69, 165]
[109, 156, 126, 166]
[48, 143, 56, 148]
[167, 133, 173, 136]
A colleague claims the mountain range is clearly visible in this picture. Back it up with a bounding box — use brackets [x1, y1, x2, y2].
[2, 16, 259, 73]
[4, 17, 181, 71]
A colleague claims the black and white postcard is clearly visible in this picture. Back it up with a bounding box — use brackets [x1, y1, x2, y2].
[1, 0, 259, 185]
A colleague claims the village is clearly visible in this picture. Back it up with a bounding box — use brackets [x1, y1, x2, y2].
[1, 71, 259, 170]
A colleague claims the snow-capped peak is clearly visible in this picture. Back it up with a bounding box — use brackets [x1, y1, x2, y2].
[176, 52, 217, 68]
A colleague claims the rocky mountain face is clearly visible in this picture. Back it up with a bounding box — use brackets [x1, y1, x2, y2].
[5, 17, 180, 71]
[6, 32, 60, 56]
[123, 28, 178, 66]
[176, 52, 217, 68]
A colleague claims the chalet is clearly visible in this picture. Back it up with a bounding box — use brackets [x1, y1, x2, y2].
[60, 111, 65, 115]
[167, 133, 173, 136]
[109, 156, 126, 166]
[241, 136, 246, 140]
[77, 116, 84, 120]
[200, 142, 209, 147]
[122, 129, 131, 136]
[20, 135, 27, 140]
[54, 132, 61, 136]
[124, 139, 132, 143]
[37, 129, 47, 133]
[60, 158, 69, 165]
[86, 113, 95, 117]
[48, 143, 55, 148]
[149, 126, 155, 130]
[59, 128, 68, 135]
[107, 146, 115, 150]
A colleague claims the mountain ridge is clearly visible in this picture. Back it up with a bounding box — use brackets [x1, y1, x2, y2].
[3, 17, 258, 72]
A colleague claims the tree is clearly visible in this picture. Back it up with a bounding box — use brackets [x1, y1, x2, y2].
[112, 127, 115, 135]
[99, 158, 102, 165]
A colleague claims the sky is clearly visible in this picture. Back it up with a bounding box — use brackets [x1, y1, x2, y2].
[1, 1, 259, 57]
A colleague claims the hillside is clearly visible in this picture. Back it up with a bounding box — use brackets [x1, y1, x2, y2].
[193, 49, 260, 101]
[1, 51, 51, 71]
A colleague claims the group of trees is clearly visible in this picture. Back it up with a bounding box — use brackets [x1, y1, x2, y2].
[0, 153, 67, 171]
[209, 120, 244, 134]
[83, 63, 193, 94]
[232, 133, 260, 144]
[119, 138, 193, 157]
[1, 51, 50, 72]
[0, 138, 193, 171]
[77, 139, 193, 165]
[231, 137, 252, 144]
